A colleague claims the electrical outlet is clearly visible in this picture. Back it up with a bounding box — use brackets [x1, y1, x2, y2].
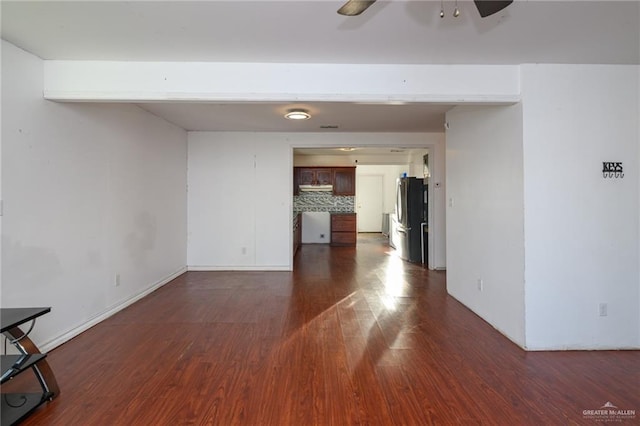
[477, 279, 483, 291]
[115, 273, 121, 287]
[599, 303, 608, 317]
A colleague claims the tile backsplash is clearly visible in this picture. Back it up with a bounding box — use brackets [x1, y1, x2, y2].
[294, 192, 355, 213]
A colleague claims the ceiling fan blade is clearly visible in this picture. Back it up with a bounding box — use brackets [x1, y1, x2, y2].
[473, 0, 513, 18]
[337, 0, 377, 16]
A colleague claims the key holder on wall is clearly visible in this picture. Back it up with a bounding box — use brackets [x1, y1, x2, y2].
[602, 162, 624, 178]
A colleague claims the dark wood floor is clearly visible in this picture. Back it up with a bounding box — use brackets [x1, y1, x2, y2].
[10, 234, 639, 425]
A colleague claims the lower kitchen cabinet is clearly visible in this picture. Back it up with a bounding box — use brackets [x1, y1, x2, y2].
[330, 213, 356, 246]
[293, 213, 302, 255]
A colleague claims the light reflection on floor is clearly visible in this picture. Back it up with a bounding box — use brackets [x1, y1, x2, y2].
[380, 247, 408, 311]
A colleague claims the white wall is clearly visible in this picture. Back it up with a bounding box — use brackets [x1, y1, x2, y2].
[0, 41, 3, 308]
[446, 104, 525, 347]
[522, 64, 639, 349]
[1, 41, 188, 351]
[188, 132, 447, 270]
[187, 132, 291, 270]
[408, 150, 428, 178]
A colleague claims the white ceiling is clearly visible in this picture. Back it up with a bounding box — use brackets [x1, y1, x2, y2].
[2, 0, 639, 134]
[3, 1, 638, 64]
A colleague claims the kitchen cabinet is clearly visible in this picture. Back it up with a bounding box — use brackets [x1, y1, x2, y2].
[295, 167, 332, 195]
[296, 168, 332, 187]
[315, 169, 333, 185]
[333, 167, 356, 196]
[293, 213, 302, 255]
[296, 168, 313, 188]
[293, 168, 303, 195]
[294, 167, 355, 195]
[331, 213, 357, 246]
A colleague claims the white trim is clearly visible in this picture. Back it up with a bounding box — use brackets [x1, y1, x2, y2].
[39, 267, 187, 353]
[43, 91, 522, 104]
[524, 344, 640, 351]
[188, 265, 292, 272]
[448, 292, 525, 350]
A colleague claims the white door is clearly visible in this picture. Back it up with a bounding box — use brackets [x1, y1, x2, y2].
[356, 175, 384, 232]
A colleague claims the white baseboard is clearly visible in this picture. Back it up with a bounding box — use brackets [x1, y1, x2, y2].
[524, 343, 640, 351]
[40, 266, 187, 353]
[188, 265, 292, 272]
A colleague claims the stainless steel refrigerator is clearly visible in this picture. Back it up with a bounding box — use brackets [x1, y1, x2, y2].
[395, 177, 425, 263]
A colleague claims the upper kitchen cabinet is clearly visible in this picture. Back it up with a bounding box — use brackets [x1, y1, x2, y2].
[333, 167, 356, 196]
[297, 168, 313, 186]
[293, 167, 355, 195]
[294, 167, 333, 194]
[315, 169, 333, 185]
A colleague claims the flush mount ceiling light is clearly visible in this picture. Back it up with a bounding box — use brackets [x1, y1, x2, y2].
[284, 109, 311, 120]
[338, 147, 358, 152]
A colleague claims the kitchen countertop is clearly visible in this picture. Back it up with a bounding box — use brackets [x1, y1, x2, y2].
[293, 211, 355, 215]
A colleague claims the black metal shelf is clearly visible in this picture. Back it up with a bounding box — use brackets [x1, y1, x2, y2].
[1, 308, 50, 333]
[1, 392, 51, 425]
[1, 354, 48, 384]
[1, 307, 59, 425]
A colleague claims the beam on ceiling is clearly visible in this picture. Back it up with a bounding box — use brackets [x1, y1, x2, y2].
[43, 62, 521, 104]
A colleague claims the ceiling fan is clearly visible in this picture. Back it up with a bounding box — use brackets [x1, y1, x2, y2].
[337, 0, 513, 18]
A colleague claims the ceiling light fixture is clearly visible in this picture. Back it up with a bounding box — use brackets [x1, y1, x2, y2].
[285, 109, 311, 120]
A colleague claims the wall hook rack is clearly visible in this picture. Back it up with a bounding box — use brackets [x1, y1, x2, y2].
[602, 162, 624, 178]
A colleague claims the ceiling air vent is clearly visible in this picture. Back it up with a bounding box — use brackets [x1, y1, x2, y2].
[320, 125, 339, 129]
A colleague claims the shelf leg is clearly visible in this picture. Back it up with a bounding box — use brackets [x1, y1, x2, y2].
[3, 327, 60, 399]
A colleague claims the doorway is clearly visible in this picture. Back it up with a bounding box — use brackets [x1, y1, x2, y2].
[292, 146, 442, 271]
[356, 174, 384, 233]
